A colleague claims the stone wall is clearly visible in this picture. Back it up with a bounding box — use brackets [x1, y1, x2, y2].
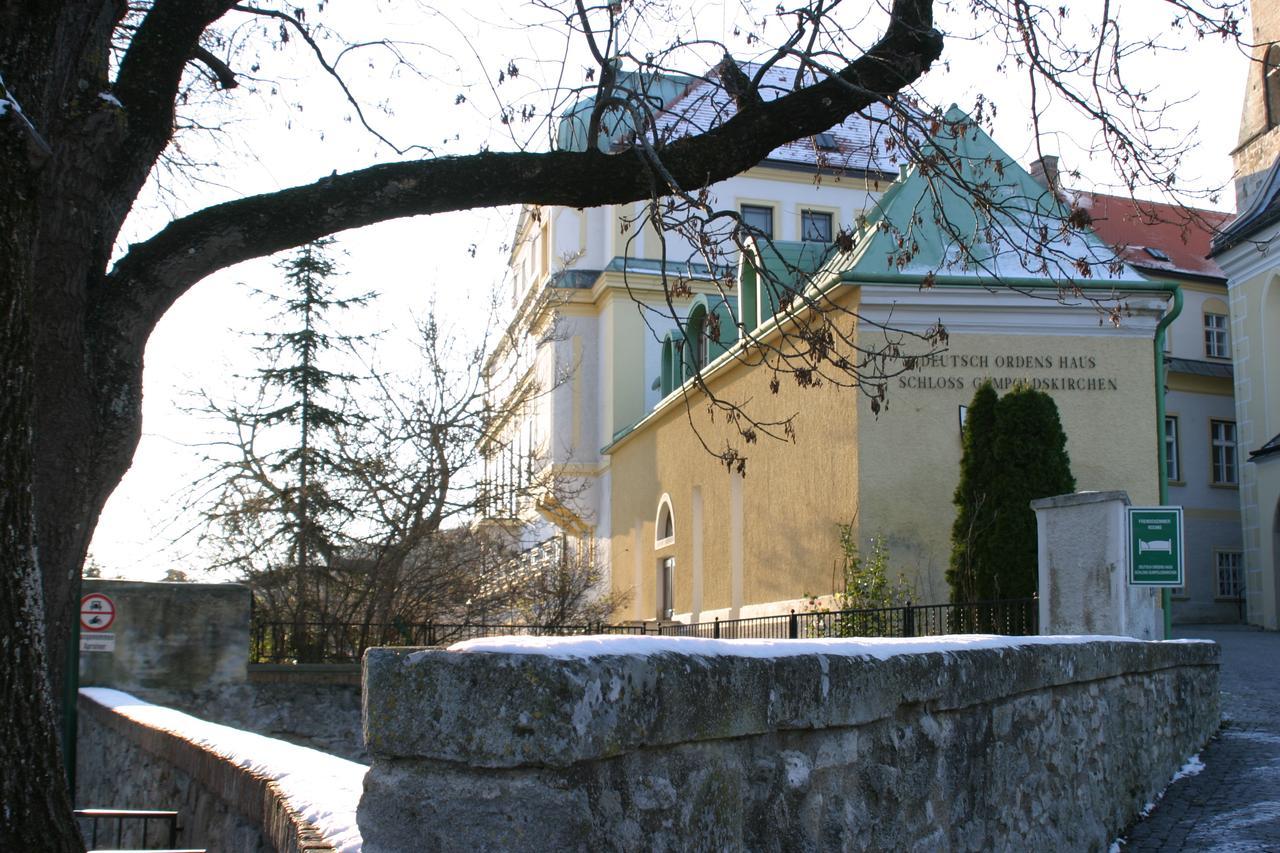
[77, 694, 338, 853]
[152, 677, 366, 763]
[80, 579, 249, 692]
[359, 638, 1219, 852]
[78, 579, 368, 762]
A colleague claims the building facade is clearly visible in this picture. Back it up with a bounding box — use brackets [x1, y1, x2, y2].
[604, 113, 1172, 622]
[1084, 194, 1244, 624]
[480, 66, 900, 585]
[1205, 2, 1280, 630]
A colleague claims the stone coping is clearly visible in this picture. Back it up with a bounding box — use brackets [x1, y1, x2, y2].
[78, 694, 337, 853]
[1030, 490, 1131, 510]
[364, 639, 1218, 769]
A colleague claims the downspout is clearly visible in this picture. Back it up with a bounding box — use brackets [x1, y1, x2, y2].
[843, 272, 1182, 638]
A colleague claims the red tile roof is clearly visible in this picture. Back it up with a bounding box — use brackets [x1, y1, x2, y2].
[1080, 193, 1232, 280]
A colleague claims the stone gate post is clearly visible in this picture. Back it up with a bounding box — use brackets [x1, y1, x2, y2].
[1032, 490, 1162, 639]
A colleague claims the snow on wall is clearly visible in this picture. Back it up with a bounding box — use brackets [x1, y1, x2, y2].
[443, 631, 1142, 660]
[80, 687, 366, 852]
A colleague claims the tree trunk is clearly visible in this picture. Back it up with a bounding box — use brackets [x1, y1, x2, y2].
[0, 73, 84, 853]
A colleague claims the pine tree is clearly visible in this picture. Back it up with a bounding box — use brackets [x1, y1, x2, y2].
[201, 238, 374, 637]
[948, 382, 1075, 604]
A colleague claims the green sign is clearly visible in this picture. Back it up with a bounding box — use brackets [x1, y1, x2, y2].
[1127, 506, 1184, 586]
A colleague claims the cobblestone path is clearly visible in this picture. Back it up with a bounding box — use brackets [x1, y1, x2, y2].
[1120, 625, 1280, 852]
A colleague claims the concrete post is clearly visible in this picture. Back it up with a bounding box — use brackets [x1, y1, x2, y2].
[1031, 491, 1162, 640]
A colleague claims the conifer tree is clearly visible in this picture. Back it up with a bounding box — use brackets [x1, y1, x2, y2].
[202, 238, 374, 630]
[948, 382, 1075, 603]
[948, 381, 1000, 603]
[988, 384, 1075, 599]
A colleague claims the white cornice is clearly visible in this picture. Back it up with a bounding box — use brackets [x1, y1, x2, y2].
[856, 286, 1165, 338]
[1214, 223, 1280, 284]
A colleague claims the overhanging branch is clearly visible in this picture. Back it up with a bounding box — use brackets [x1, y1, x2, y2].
[101, 0, 941, 347]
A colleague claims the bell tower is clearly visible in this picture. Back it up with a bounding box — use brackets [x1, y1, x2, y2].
[1233, 3, 1280, 208]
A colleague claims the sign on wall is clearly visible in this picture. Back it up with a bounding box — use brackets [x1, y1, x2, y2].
[80, 591, 116, 653]
[1127, 506, 1184, 587]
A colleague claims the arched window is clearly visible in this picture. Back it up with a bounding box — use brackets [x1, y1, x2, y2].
[684, 303, 709, 376]
[660, 333, 675, 397]
[1266, 44, 1280, 130]
[655, 494, 675, 547]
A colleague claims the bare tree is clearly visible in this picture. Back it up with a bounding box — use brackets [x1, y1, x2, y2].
[192, 294, 602, 658]
[0, 0, 1246, 842]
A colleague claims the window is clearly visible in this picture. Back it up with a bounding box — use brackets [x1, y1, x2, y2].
[740, 204, 774, 239]
[801, 210, 833, 243]
[655, 495, 675, 547]
[1210, 419, 1238, 485]
[685, 304, 709, 373]
[658, 556, 675, 620]
[1267, 44, 1280, 130]
[1204, 312, 1230, 359]
[1165, 416, 1181, 483]
[813, 132, 839, 151]
[1216, 551, 1243, 599]
[1143, 246, 1171, 261]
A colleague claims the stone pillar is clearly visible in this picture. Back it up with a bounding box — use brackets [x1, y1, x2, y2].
[1032, 491, 1162, 640]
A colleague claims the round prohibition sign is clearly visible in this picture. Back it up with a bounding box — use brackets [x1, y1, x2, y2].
[80, 593, 116, 631]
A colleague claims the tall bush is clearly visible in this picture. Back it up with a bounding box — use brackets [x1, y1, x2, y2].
[948, 381, 1075, 603]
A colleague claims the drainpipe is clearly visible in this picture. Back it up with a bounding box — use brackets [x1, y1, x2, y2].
[842, 272, 1183, 638]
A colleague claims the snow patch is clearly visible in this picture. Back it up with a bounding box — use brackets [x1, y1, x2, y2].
[97, 91, 122, 108]
[1133, 751, 1207, 822]
[1171, 753, 1205, 782]
[81, 688, 365, 852]
[445, 633, 1146, 660]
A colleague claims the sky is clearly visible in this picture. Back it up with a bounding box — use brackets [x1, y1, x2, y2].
[87, 0, 1254, 580]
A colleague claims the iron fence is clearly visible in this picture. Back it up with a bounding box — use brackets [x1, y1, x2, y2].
[73, 808, 187, 850]
[654, 598, 1037, 640]
[250, 619, 645, 664]
[250, 599, 1035, 663]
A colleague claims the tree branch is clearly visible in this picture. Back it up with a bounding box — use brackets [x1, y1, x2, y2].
[191, 45, 238, 90]
[100, 0, 941, 347]
[112, 0, 236, 155]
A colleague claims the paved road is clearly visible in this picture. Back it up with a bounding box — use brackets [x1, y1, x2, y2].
[1121, 625, 1280, 852]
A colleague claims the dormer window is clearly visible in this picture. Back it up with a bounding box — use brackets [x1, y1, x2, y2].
[813, 132, 839, 151]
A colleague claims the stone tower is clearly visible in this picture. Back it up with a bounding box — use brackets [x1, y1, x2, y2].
[1233, 0, 1280, 209]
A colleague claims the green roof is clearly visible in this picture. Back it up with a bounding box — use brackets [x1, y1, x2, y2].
[834, 106, 1139, 284]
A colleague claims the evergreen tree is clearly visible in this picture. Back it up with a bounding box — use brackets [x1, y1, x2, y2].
[948, 382, 1075, 603]
[201, 238, 374, 630]
[987, 384, 1075, 598]
[948, 381, 999, 603]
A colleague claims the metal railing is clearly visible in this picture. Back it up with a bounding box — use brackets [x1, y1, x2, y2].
[250, 619, 645, 664]
[250, 599, 1036, 663]
[656, 598, 1038, 640]
[74, 808, 196, 850]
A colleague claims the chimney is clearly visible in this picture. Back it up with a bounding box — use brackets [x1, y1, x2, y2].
[1028, 155, 1060, 190]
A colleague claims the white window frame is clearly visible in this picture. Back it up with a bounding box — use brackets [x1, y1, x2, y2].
[1215, 550, 1243, 599]
[1165, 415, 1182, 483]
[1204, 312, 1230, 359]
[1210, 419, 1238, 485]
[655, 493, 675, 548]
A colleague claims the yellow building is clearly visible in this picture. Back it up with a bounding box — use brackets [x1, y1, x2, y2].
[606, 111, 1174, 623]
[1206, 3, 1280, 630]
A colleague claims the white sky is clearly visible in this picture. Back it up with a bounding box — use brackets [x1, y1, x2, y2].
[88, 1, 1252, 580]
